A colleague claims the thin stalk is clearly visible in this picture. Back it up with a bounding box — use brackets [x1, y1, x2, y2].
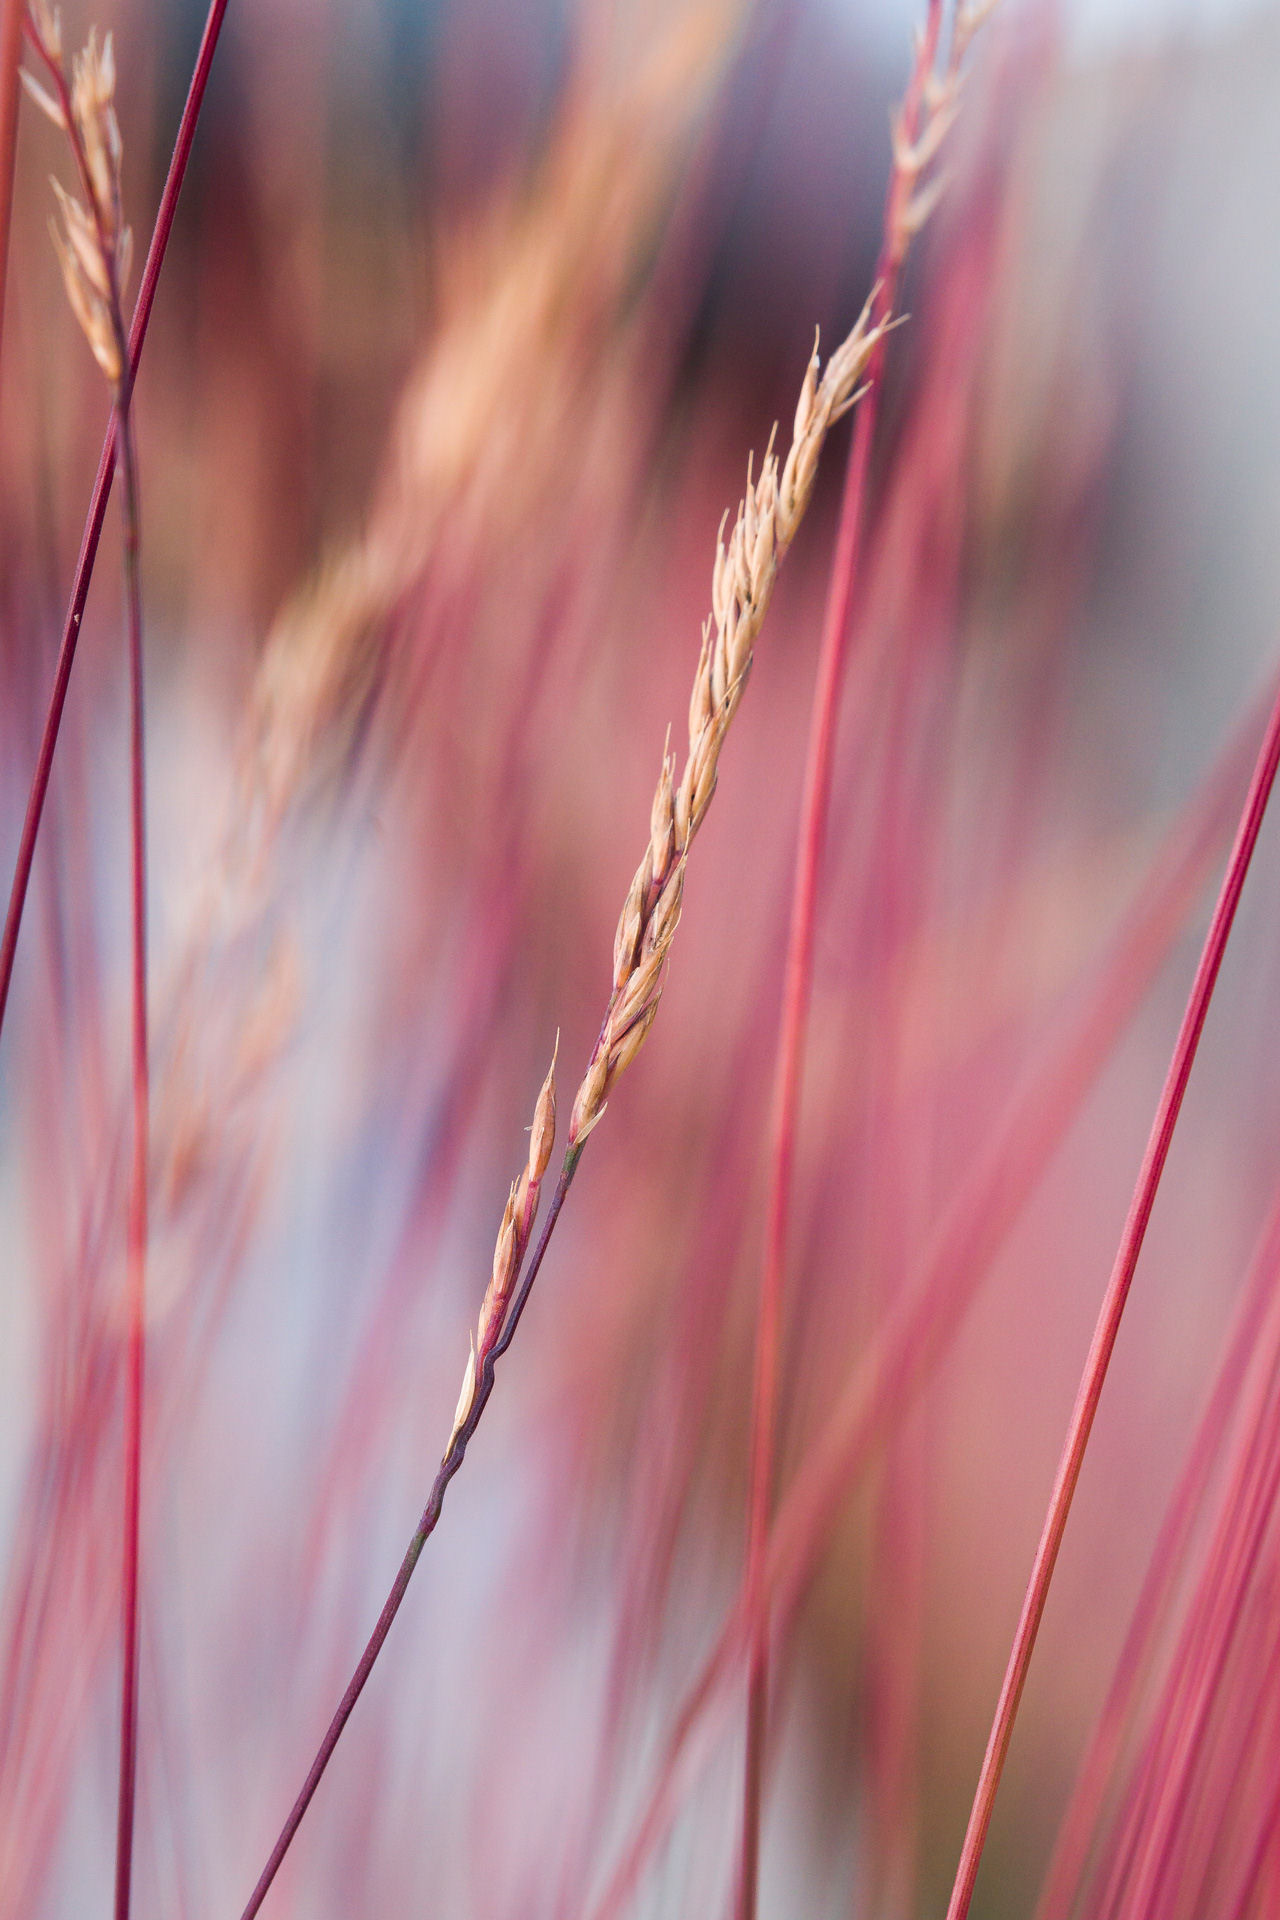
[20, 22, 156, 1910]
[1223, 1747, 1280, 1920]
[1033, 1198, 1280, 1920]
[586, 674, 1272, 1920]
[735, 7, 943, 1913]
[0, 0, 229, 1048]
[943, 673, 1280, 1920]
[237, 1143, 585, 1920]
[1122, 1377, 1280, 1920]
[113, 396, 148, 1920]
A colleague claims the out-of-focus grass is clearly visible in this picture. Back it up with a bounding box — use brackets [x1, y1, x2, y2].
[4, 4, 1280, 1916]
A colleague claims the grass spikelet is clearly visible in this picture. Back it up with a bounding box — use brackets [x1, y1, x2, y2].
[236, 277, 889, 1920]
[24, 5, 130, 386]
[567, 294, 887, 1151]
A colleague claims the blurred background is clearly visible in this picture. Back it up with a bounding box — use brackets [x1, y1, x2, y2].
[4, 0, 1280, 1914]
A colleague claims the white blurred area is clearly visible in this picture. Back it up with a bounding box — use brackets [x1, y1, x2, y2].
[832, 0, 1279, 57]
[1064, 0, 1276, 54]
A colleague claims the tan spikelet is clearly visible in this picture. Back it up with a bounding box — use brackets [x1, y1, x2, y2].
[26, 13, 131, 388]
[566, 299, 887, 1147]
[448, 1033, 560, 1451]
[561, 1, 998, 1149]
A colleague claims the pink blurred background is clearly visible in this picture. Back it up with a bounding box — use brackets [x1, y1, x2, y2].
[4, 1, 1280, 1914]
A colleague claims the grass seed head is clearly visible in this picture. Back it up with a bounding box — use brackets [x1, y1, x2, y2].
[528, 1039, 559, 1186]
[565, 299, 886, 1149]
[29, 15, 131, 387]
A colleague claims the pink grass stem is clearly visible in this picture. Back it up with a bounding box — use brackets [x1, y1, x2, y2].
[1182, 1602, 1280, 1920]
[942, 672, 1280, 1920]
[734, 8, 945, 1910]
[17, 24, 158, 1913]
[1033, 1199, 1280, 1920]
[1090, 1375, 1280, 1920]
[113, 401, 148, 1920]
[1114, 1356, 1280, 1918]
[1087, 1350, 1280, 1920]
[1223, 1727, 1280, 1920]
[585, 676, 1272, 1920]
[19, 28, 155, 1910]
[0, 0, 230, 1048]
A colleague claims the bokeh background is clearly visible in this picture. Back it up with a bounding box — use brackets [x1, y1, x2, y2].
[4, 0, 1280, 1914]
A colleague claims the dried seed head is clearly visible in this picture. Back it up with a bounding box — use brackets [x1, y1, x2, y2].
[476, 1287, 502, 1360]
[50, 206, 120, 382]
[33, 21, 131, 390]
[748, 463, 778, 605]
[71, 30, 122, 228]
[687, 727, 721, 835]
[51, 177, 110, 299]
[528, 1036, 558, 1185]
[650, 861, 685, 951]
[688, 619, 714, 748]
[570, 1033, 612, 1146]
[793, 331, 821, 443]
[613, 854, 651, 988]
[448, 1337, 478, 1451]
[617, 939, 666, 1031]
[492, 1186, 519, 1296]
[28, 0, 62, 62]
[741, 450, 758, 559]
[563, 217, 943, 1162]
[649, 740, 675, 881]
[710, 613, 730, 710]
[19, 66, 66, 129]
[609, 1002, 658, 1079]
[710, 514, 732, 629]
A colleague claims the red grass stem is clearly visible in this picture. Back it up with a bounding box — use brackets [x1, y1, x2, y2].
[1033, 1199, 1280, 1920]
[237, 1141, 585, 1920]
[113, 400, 148, 1920]
[942, 672, 1280, 1920]
[586, 676, 1271, 1920]
[18, 24, 157, 1910]
[735, 8, 943, 1913]
[0, 0, 230, 1048]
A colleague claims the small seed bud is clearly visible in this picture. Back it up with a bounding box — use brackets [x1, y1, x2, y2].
[448, 1338, 477, 1451]
[528, 1038, 558, 1184]
[650, 751, 675, 881]
[570, 1037, 611, 1145]
[610, 1002, 658, 1079]
[491, 1196, 518, 1299]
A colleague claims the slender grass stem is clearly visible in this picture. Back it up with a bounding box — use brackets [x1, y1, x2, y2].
[17, 22, 155, 1906]
[1033, 1198, 1280, 1920]
[735, 8, 942, 1913]
[587, 674, 1271, 1920]
[113, 396, 148, 1920]
[0, 0, 229, 1049]
[943, 672, 1280, 1920]
[237, 1142, 585, 1920]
